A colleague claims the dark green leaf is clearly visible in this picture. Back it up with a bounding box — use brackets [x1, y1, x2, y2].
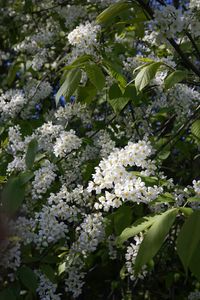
[108, 96, 130, 114]
[0, 289, 16, 300]
[96, 1, 132, 24]
[18, 266, 38, 293]
[85, 63, 105, 91]
[55, 68, 82, 105]
[109, 83, 122, 99]
[25, 139, 38, 169]
[188, 240, 200, 280]
[2, 177, 25, 214]
[164, 70, 187, 90]
[177, 210, 200, 271]
[135, 208, 178, 273]
[40, 264, 56, 283]
[113, 205, 133, 235]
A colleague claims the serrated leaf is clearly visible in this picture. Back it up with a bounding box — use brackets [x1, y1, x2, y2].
[55, 68, 81, 106]
[25, 139, 38, 169]
[117, 214, 160, 245]
[96, 1, 132, 24]
[109, 83, 122, 99]
[77, 80, 97, 104]
[103, 60, 127, 90]
[62, 54, 92, 71]
[85, 63, 105, 91]
[191, 120, 200, 142]
[164, 70, 187, 90]
[177, 210, 200, 272]
[135, 62, 162, 92]
[108, 97, 130, 114]
[135, 208, 178, 273]
[18, 266, 38, 293]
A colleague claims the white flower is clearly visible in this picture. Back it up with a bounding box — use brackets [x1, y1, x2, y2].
[89, 140, 163, 211]
[193, 180, 200, 195]
[53, 130, 82, 158]
[68, 22, 100, 48]
[32, 160, 57, 199]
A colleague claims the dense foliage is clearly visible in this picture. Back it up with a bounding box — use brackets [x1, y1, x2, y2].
[1, 0, 200, 299]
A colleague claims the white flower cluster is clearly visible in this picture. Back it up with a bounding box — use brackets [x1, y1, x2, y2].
[54, 102, 90, 126]
[147, 83, 200, 122]
[190, 0, 200, 9]
[53, 130, 82, 158]
[24, 80, 52, 101]
[125, 234, 148, 281]
[188, 291, 200, 300]
[88, 140, 162, 211]
[0, 89, 27, 121]
[67, 22, 100, 51]
[55, 5, 87, 28]
[0, 241, 21, 278]
[64, 255, 85, 298]
[193, 180, 200, 195]
[95, 130, 116, 158]
[32, 160, 57, 199]
[34, 205, 68, 248]
[72, 212, 105, 256]
[36, 271, 61, 300]
[36, 122, 63, 152]
[32, 185, 90, 248]
[154, 5, 184, 38]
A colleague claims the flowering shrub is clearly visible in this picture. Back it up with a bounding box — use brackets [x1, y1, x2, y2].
[1, 0, 200, 299]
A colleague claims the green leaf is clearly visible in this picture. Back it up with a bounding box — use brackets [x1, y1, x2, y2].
[77, 80, 97, 104]
[103, 60, 127, 90]
[108, 96, 130, 114]
[177, 210, 200, 272]
[18, 171, 34, 185]
[85, 63, 105, 91]
[117, 214, 160, 245]
[113, 205, 133, 235]
[55, 68, 82, 105]
[96, 1, 132, 24]
[1, 177, 25, 214]
[18, 266, 38, 293]
[188, 240, 200, 280]
[191, 120, 200, 142]
[62, 54, 92, 70]
[164, 70, 187, 90]
[109, 83, 122, 99]
[187, 197, 200, 202]
[135, 208, 178, 273]
[25, 139, 38, 169]
[40, 264, 56, 283]
[58, 262, 66, 276]
[7, 62, 22, 86]
[135, 62, 162, 92]
[179, 207, 193, 217]
[0, 289, 16, 300]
